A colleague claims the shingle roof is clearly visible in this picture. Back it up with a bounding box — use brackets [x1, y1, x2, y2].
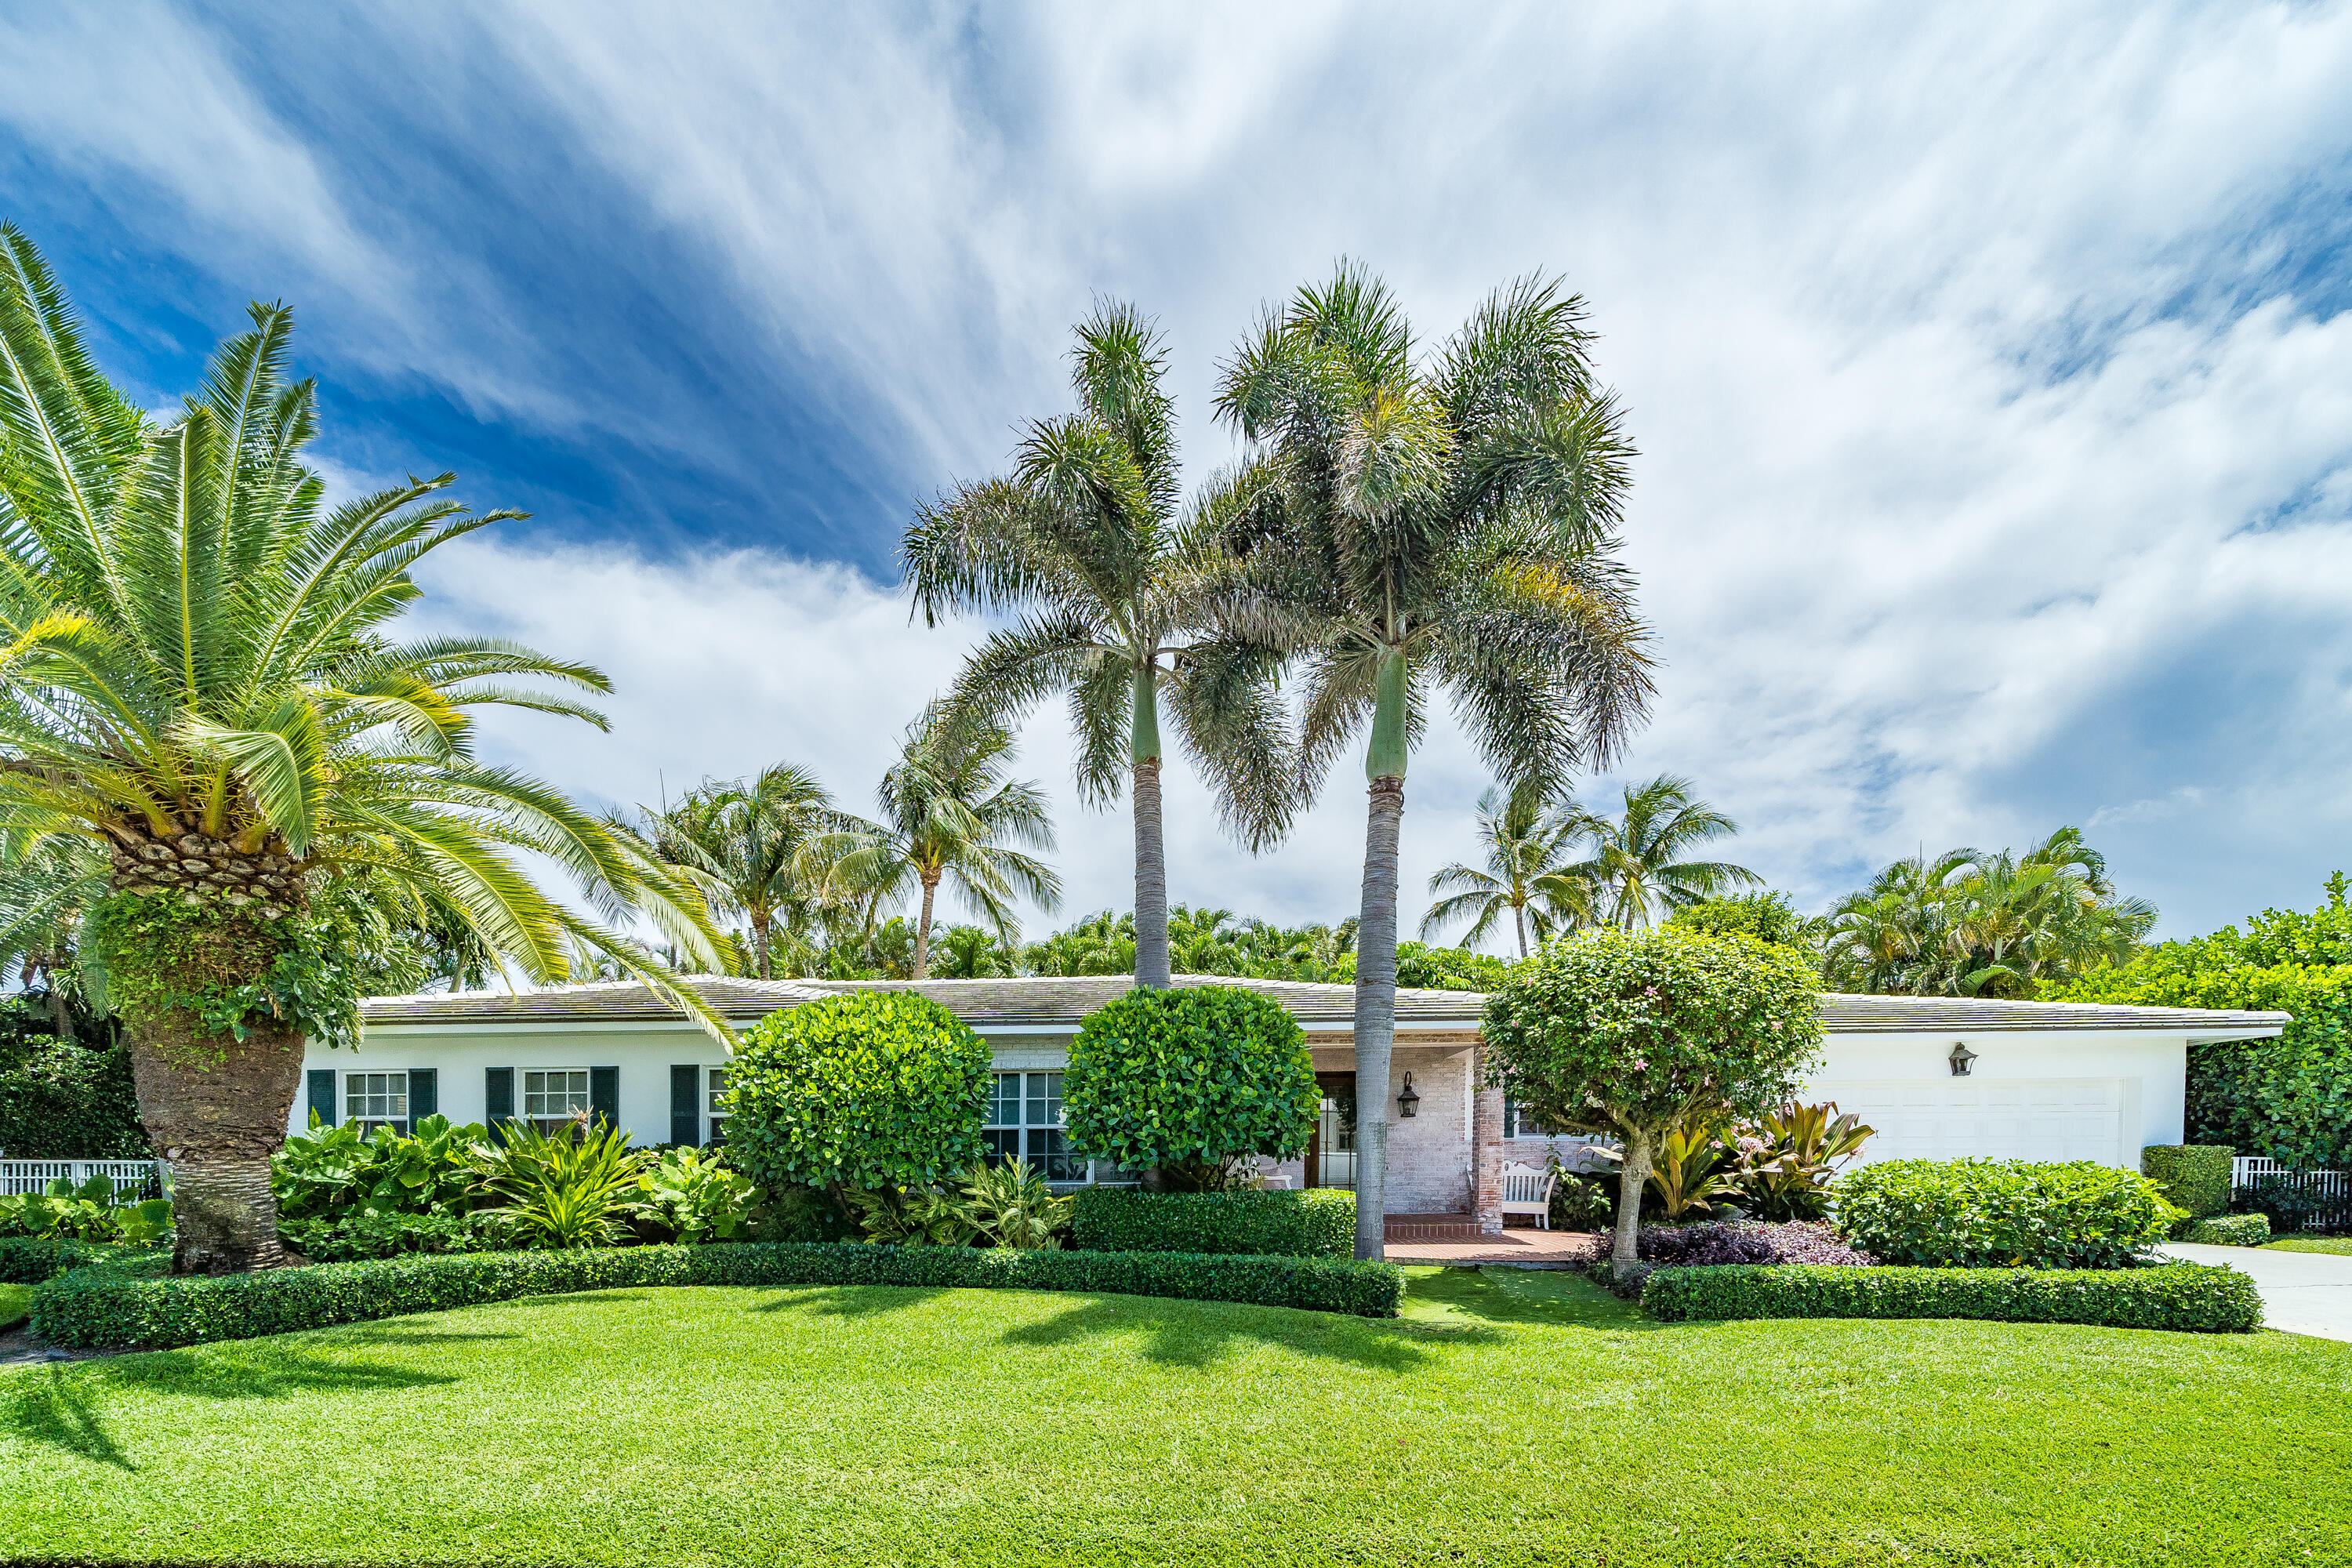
[358, 975, 2288, 1037]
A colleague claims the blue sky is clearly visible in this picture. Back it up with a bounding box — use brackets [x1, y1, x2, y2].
[5, 2, 2351, 945]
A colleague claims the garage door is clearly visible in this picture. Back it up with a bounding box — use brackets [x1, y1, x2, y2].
[1818, 1079, 2125, 1167]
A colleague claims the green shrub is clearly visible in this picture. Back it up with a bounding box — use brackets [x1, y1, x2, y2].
[2140, 1145, 2234, 1218]
[281, 1210, 511, 1261]
[2181, 1212, 2271, 1247]
[721, 992, 991, 1192]
[0, 1281, 28, 1330]
[1642, 1261, 2260, 1333]
[0, 1018, 149, 1159]
[1070, 1189, 1355, 1257]
[633, 1146, 762, 1243]
[0, 1235, 143, 1283]
[272, 1113, 485, 1225]
[1061, 986, 1319, 1190]
[29, 1240, 1404, 1348]
[1831, 1159, 2175, 1269]
[0, 1174, 172, 1245]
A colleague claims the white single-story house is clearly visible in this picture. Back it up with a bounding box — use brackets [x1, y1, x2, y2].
[302, 976, 2288, 1236]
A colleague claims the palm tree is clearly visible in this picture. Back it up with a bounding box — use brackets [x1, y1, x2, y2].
[902, 302, 1294, 989]
[837, 703, 1062, 980]
[1552, 775, 1760, 929]
[1212, 264, 1653, 1258]
[1420, 782, 1587, 957]
[626, 764, 856, 980]
[0, 227, 726, 1272]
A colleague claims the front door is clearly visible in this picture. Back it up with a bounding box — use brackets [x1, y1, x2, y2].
[1305, 1073, 1357, 1189]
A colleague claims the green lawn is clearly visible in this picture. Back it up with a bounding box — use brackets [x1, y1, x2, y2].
[2266, 1234, 2352, 1255]
[2, 1268, 2347, 1566]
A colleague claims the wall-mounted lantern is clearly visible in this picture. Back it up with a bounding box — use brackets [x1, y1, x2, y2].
[1949, 1041, 1977, 1078]
[1397, 1072, 1420, 1118]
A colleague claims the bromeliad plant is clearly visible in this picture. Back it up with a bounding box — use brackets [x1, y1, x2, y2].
[0, 226, 731, 1273]
[955, 1159, 1074, 1250]
[473, 1119, 650, 1250]
[1727, 1102, 1876, 1221]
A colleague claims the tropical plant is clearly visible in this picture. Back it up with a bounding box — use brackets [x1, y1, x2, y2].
[955, 1158, 1073, 1250]
[1060, 985, 1320, 1192]
[1824, 828, 2155, 996]
[0, 1172, 171, 1244]
[1643, 1120, 1740, 1219]
[272, 1112, 484, 1225]
[622, 764, 858, 980]
[1210, 265, 1653, 1256]
[845, 1182, 980, 1247]
[1483, 925, 1824, 1265]
[720, 989, 993, 1199]
[0, 227, 728, 1272]
[905, 302, 1296, 989]
[1421, 782, 1588, 956]
[1547, 775, 1759, 930]
[1022, 909, 1136, 977]
[1724, 1102, 1875, 1221]
[472, 1116, 649, 1250]
[634, 1145, 761, 1243]
[930, 923, 1018, 978]
[834, 704, 1060, 981]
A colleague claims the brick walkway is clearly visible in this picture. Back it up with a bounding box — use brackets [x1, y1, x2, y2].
[1386, 1225, 1602, 1268]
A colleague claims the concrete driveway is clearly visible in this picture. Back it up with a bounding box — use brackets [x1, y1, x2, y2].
[2162, 1242, 2352, 1341]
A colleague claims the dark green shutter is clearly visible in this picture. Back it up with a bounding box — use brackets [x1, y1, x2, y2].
[306, 1069, 336, 1127]
[670, 1064, 701, 1147]
[408, 1068, 437, 1122]
[590, 1065, 619, 1132]
[485, 1066, 513, 1142]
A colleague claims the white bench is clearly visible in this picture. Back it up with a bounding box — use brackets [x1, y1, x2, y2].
[1499, 1160, 1559, 1229]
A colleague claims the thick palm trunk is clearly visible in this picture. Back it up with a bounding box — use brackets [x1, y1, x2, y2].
[1352, 776, 1405, 1261]
[1610, 1125, 1652, 1268]
[106, 829, 307, 1273]
[913, 873, 939, 979]
[1131, 664, 1170, 989]
[1133, 757, 1170, 989]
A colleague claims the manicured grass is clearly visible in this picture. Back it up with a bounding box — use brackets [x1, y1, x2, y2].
[0, 1282, 28, 1330]
[2266, 1234, 2352, 1255]
[2, 1267, 2347, 1566]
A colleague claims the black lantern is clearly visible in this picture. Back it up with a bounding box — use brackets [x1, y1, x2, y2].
[1396, 1072, 1420, 1118]
[1949, 1041, 1977, 1077]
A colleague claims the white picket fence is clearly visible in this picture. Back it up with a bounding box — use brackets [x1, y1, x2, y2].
[0, 1159, 168, 1200]
[2234, 1156, 2347, 1196]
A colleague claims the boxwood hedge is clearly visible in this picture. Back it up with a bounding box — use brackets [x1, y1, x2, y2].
[0, 1236, 158, 1283]
[29, 1240, 1404, 1349]
[1642, 1261, 2261, 1333]
[1070, 1189, 1355, 1258]
[2180, 1212, 2271, 1247]
[2140, 1145, 2234, 1218]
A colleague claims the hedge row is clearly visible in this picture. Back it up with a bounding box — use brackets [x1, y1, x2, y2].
[30, 1240, 1405, 1349]
[1070, 1188, 1355, 1258]
[1641, 1261, 2261, 1334]
[0, 1236, 158, 1283]
[2141, 1145, 2234, 1218]
[2180, 1212, 2272, 1247]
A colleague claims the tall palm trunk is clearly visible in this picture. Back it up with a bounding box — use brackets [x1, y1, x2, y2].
[913, 870, 939, 979]
[1352, 777, 1403, 1261]
[1131, 664, 1171, 989]
[1513, 902, 1529, 959]
[106, 828, 307, 1273]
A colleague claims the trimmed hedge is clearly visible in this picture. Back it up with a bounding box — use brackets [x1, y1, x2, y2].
[1070, 1189, 1355, 1258]
[1642, 1261, 2261, 1333]
[29, 1240, 1405, 1348]
[2142, 1145, 2234, 1218]
[0, 1236, 158, 1283]
[1831, 1159, 2175, 1269]
[2181, 1212, 2272, 1247]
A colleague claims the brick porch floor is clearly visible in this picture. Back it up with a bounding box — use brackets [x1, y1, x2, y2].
[1385, 1223, 1603, 1268]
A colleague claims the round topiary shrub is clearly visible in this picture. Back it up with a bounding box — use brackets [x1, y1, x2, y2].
[1831, 1157, 2176, 1269]
[1061, 985, 1319, 1192]
[719, 991, 990, 1194]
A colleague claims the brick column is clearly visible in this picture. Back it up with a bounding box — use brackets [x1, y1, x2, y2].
[1470, 1040, 1504, 1234]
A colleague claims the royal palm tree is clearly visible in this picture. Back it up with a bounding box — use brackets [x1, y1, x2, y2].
[625, 763, 856, 980]
[902, 303, 1294, 989]
[1212, 265, 1653, 1258]
[1420, 782, 1588, 957]
[0, 227, 725, 1271]
[837, 703, 1061, 980]
[1552, 775, 1759, 929]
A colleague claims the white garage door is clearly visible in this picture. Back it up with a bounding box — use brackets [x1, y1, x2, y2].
[1819, 1079, 2125, 1167]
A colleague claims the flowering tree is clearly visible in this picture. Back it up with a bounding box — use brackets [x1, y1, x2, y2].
[1480, 926, 1822, 1265]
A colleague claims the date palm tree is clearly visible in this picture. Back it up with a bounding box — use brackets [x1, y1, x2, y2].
[837, 702, 1061, 980]
[625, 763, 858, 980]
[1212, 264, 1653, 1258]
[0, 226, 726, 1272]
[902, 302, 1294, 989]
[1420, 782, 1588, 957]
[1552, 775, 1760, 929]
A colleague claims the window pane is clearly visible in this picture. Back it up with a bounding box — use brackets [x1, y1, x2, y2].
[989, 1073, 1021, 1127]
[1025, 1071, 1062, 1127]
[983, 1127, 1021, 1164]
[707, 1067, 730, 1115]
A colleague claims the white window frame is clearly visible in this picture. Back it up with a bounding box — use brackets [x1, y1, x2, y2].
[347, 1070, 409, 1135]
[522, 1068, 591, 1136]
[982, 1070, 1133, 1188]
[706, 1065, 731, 1144]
